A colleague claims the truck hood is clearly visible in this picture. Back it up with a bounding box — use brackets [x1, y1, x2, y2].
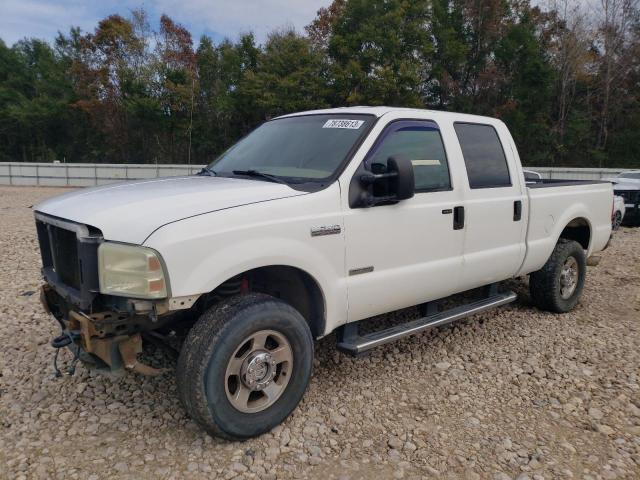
[34, 176, 306, 244]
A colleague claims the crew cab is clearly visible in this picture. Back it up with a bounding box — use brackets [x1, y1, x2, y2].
[34, 107, 613, 439]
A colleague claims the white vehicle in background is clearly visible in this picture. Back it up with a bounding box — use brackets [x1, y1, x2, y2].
[605, 171, 640, 184]
[613, 195, 626, 230]
[605, 171, 640, 226]
[34, 107, 613, 439]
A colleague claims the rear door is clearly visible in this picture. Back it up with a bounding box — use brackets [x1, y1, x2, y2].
[452, 122, 527, 289]
[343, 119, 465, 322]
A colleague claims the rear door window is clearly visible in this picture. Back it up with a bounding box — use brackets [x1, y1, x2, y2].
[454, 123, 511, 189]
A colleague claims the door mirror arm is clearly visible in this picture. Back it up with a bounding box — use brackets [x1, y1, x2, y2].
[360, 171, 398, 185]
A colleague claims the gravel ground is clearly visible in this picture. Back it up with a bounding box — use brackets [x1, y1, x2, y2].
[1, 185, 639, 480]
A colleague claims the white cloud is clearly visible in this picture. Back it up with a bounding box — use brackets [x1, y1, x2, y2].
[152, 0, 332, 42]
[0, 0, 333, 46]
[0, 0, 95, 45]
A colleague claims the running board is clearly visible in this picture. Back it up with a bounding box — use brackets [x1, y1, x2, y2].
[336, 290, 517, 356]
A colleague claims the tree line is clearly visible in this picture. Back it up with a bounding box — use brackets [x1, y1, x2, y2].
[0, 0, 639, 167]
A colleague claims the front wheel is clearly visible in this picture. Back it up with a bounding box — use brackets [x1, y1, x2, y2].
[176, 293, 314, 439]
[529, 239, 586, 313]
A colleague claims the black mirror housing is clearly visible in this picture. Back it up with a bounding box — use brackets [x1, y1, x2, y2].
[387, 155, 415, 201]
[348, 154, 415, 208]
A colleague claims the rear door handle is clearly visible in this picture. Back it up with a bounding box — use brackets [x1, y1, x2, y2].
[513, 200, 522, 221]
[453, 206, 465, 230]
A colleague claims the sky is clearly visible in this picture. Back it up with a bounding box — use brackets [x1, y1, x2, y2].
[0, 0, 333, 47]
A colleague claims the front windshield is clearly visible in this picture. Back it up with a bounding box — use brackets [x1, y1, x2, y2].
[619, 172, 640, 180]
[208, 114, 374, 182]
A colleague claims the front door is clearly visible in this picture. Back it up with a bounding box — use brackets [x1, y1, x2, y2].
[343, 120, 465, 322]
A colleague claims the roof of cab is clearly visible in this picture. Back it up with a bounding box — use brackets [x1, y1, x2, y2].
[278, 106, 404, 118]
[277, 106, 502, 124]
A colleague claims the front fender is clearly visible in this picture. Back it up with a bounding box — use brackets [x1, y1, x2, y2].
[144, 184, 347, 333]
[184, 236, 334, 302]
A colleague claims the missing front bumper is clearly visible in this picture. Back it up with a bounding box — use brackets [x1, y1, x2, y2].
[41, 284, 167, 376]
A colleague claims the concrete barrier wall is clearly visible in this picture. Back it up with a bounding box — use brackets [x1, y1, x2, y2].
[0, 163, 206, 186]
[0, 162, 631, 187]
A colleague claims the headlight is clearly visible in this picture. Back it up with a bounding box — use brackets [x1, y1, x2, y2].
[98, 243, 168, 299]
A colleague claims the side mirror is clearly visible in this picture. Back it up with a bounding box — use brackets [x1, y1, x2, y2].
[350, 154, 415, 208]
[387, 155, 415, 201]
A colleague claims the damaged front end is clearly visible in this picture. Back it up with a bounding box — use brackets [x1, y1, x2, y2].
[42, 284, 173, 376]
[35, 212, 197, 377]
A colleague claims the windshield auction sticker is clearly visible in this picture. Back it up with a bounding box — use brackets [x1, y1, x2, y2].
[322, 119, 365, 129]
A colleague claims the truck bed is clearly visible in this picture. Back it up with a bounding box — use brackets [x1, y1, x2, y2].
[518, 180, 613, 276]
[527, 179, 611, 188]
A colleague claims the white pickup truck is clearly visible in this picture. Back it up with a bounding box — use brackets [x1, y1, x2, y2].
[35, 107, 613, 439]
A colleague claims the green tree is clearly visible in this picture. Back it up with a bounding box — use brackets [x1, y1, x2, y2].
[605, 15, 640, 167]
[239, 29, 329, 119]
[427, 0, 468, 108]
[155, 14, 198, 163]
[0, 39, 73, 161]
[316, 0, 433, 106]
[192, 33, 260, 160]
[68, 14, 149, 162]
[1, 3, 639, 167]
[494, 9, 556, 164]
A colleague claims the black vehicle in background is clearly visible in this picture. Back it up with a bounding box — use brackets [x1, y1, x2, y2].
[606, 171, 640, 226]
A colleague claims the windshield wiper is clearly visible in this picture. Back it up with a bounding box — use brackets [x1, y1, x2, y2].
[232, 169, 288, 185]
[197, 167, 217, 176]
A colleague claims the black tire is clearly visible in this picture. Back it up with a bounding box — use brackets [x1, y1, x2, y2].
[176, 293, 314, 439]
[529, 239, 586, 313]
[613, 211, 622, 230]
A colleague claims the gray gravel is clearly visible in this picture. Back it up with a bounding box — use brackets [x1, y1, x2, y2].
[1, 185, 639, 480]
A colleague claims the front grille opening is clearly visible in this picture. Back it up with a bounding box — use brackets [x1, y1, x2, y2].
[618, 190, 639, 203]
[36, 216, 103, 309]
[36, 221, 53, 268]
[50, 226, 81, 289]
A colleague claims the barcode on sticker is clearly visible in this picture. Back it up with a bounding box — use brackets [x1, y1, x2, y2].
[322, 119, 364, 129]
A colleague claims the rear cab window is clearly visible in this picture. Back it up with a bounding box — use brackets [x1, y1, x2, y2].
[454, 123, 511, 189]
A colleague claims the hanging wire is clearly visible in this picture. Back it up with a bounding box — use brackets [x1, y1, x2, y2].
[52, 330, 81, 377]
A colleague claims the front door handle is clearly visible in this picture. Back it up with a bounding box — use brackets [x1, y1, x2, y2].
[513, 200, 522, 221]
[453, 206, 465, 230]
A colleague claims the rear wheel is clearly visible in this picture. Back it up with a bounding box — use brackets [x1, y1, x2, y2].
[529, 239, 586, 313]
[176, 293, 313, 439]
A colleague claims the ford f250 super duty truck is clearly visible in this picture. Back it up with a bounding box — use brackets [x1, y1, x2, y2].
[34, 107, 613, 439]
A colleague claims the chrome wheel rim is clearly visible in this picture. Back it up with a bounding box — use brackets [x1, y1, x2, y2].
[224, 329, 293, 413]
[560, 256, 579, 299]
